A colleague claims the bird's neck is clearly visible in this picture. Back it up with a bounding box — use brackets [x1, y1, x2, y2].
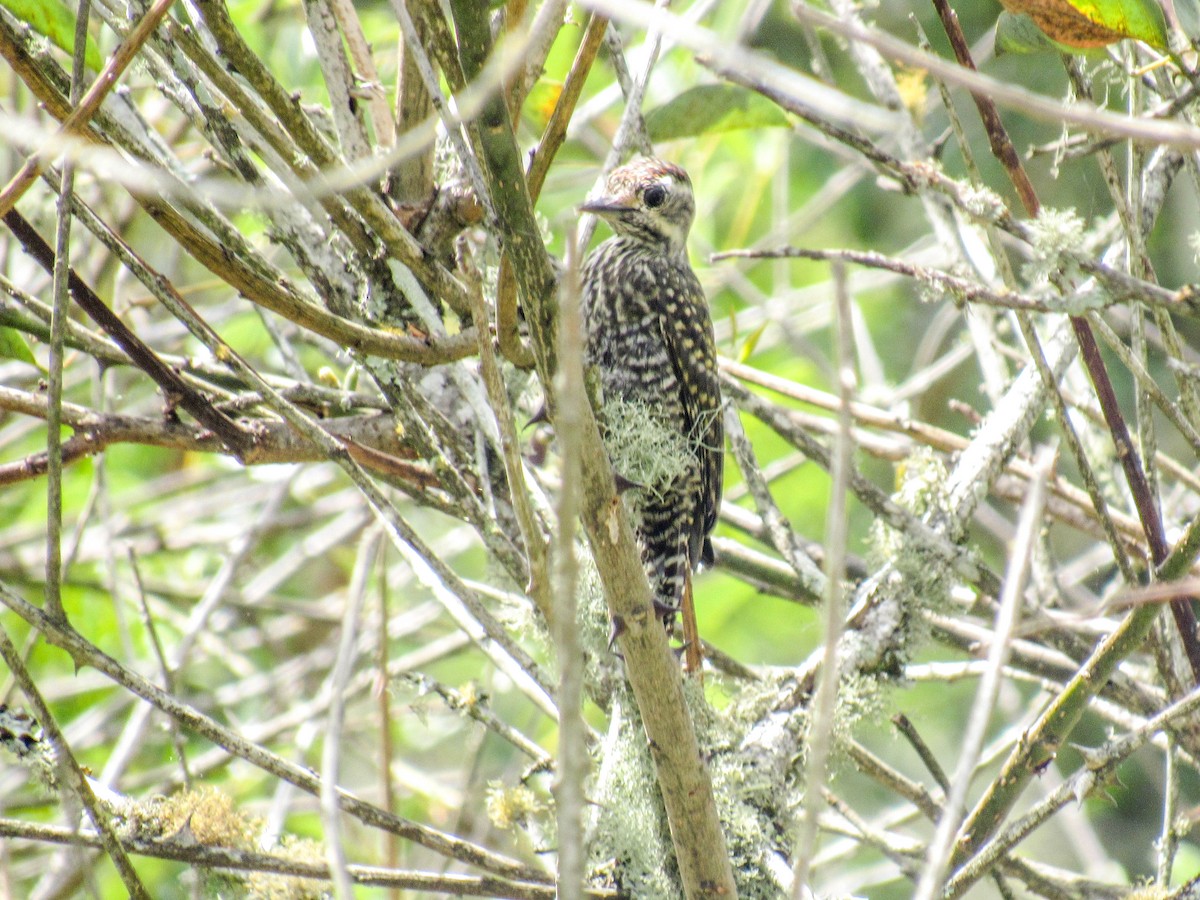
[610, 232, 688, 262]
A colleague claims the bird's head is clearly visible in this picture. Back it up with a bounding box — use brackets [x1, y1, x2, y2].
[581, 157, 695, 254]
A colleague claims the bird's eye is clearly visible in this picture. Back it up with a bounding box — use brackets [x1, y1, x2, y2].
[643, 184, 667, 209]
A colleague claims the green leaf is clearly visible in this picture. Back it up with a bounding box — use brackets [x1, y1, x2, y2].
[2, 0, 104, 73]
[645, 85, 789, 143]
[0, 327, 39, 369]
[1068, 0, 1168, 48]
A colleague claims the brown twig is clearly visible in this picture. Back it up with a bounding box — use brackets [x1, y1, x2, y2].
[3, 209, 253, 460]
[528, 15, 609, 203]
[0, 385, 443, 491]
[0, 0, 176, 214]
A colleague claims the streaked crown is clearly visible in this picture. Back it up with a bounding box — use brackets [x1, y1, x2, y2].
[581, 158, 696, 253]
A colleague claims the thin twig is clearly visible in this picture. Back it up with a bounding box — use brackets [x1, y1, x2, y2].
[0, 0, 176, 213]
[322, 528, 380, 900]
[791, 261, 855, 896]
[468, 267, 553, 624]
[42, 0, 89, 622]
[916, 444, 1055, 899]
[552, 228, 587, 900]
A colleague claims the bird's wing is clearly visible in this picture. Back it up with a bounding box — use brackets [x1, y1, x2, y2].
[658, 270, 724, 567]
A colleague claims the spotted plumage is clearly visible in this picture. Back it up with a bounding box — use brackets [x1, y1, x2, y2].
[580, 158, 723, 642]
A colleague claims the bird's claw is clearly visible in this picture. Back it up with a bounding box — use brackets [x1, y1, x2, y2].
[613, 471, 644, 494]
[607, 614, 627, 653]
[524, 403, 550, 429]
[653, 598, 679, 621]
[671, 639, 693, 662]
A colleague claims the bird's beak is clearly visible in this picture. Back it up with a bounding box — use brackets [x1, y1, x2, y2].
[579, 197, 633, 216]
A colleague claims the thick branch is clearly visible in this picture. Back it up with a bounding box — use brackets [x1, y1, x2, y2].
[448, 0, 559, 383]
[553, 280, 736, 895]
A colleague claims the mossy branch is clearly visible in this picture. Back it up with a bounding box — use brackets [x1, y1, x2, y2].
[569, 360, 738, 900]
[447, 5, 736, 894]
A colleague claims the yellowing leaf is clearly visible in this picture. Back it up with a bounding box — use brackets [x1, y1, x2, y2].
[998, 0, 1167, 49]
[737, 322, 767, 364]
[1, 0, 103, 72]
[523, 80, 563, 131]
[995, 11, 1089, 54]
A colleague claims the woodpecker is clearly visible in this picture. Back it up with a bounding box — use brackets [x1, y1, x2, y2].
[579, 158, 723, 669]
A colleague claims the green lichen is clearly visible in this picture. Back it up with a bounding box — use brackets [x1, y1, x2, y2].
[958, 182, 1007, 222]
[830, 671, 886, 749]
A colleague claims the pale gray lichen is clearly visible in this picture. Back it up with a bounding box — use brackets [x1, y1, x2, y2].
[957, 182, 1007, 222]
[589, 677, 807, 897]
[689, 676, 807, 898]
[582, 666, 886, 896]
[829, 670, 887, 749]
[1058, 287, 1110, 316]
[1022, 206, 1086, 286]
[860, 449, 958, 678]
[599, 396, 696, 503]
[588, 686, 680, 896]
[573, 558, 626, 700]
